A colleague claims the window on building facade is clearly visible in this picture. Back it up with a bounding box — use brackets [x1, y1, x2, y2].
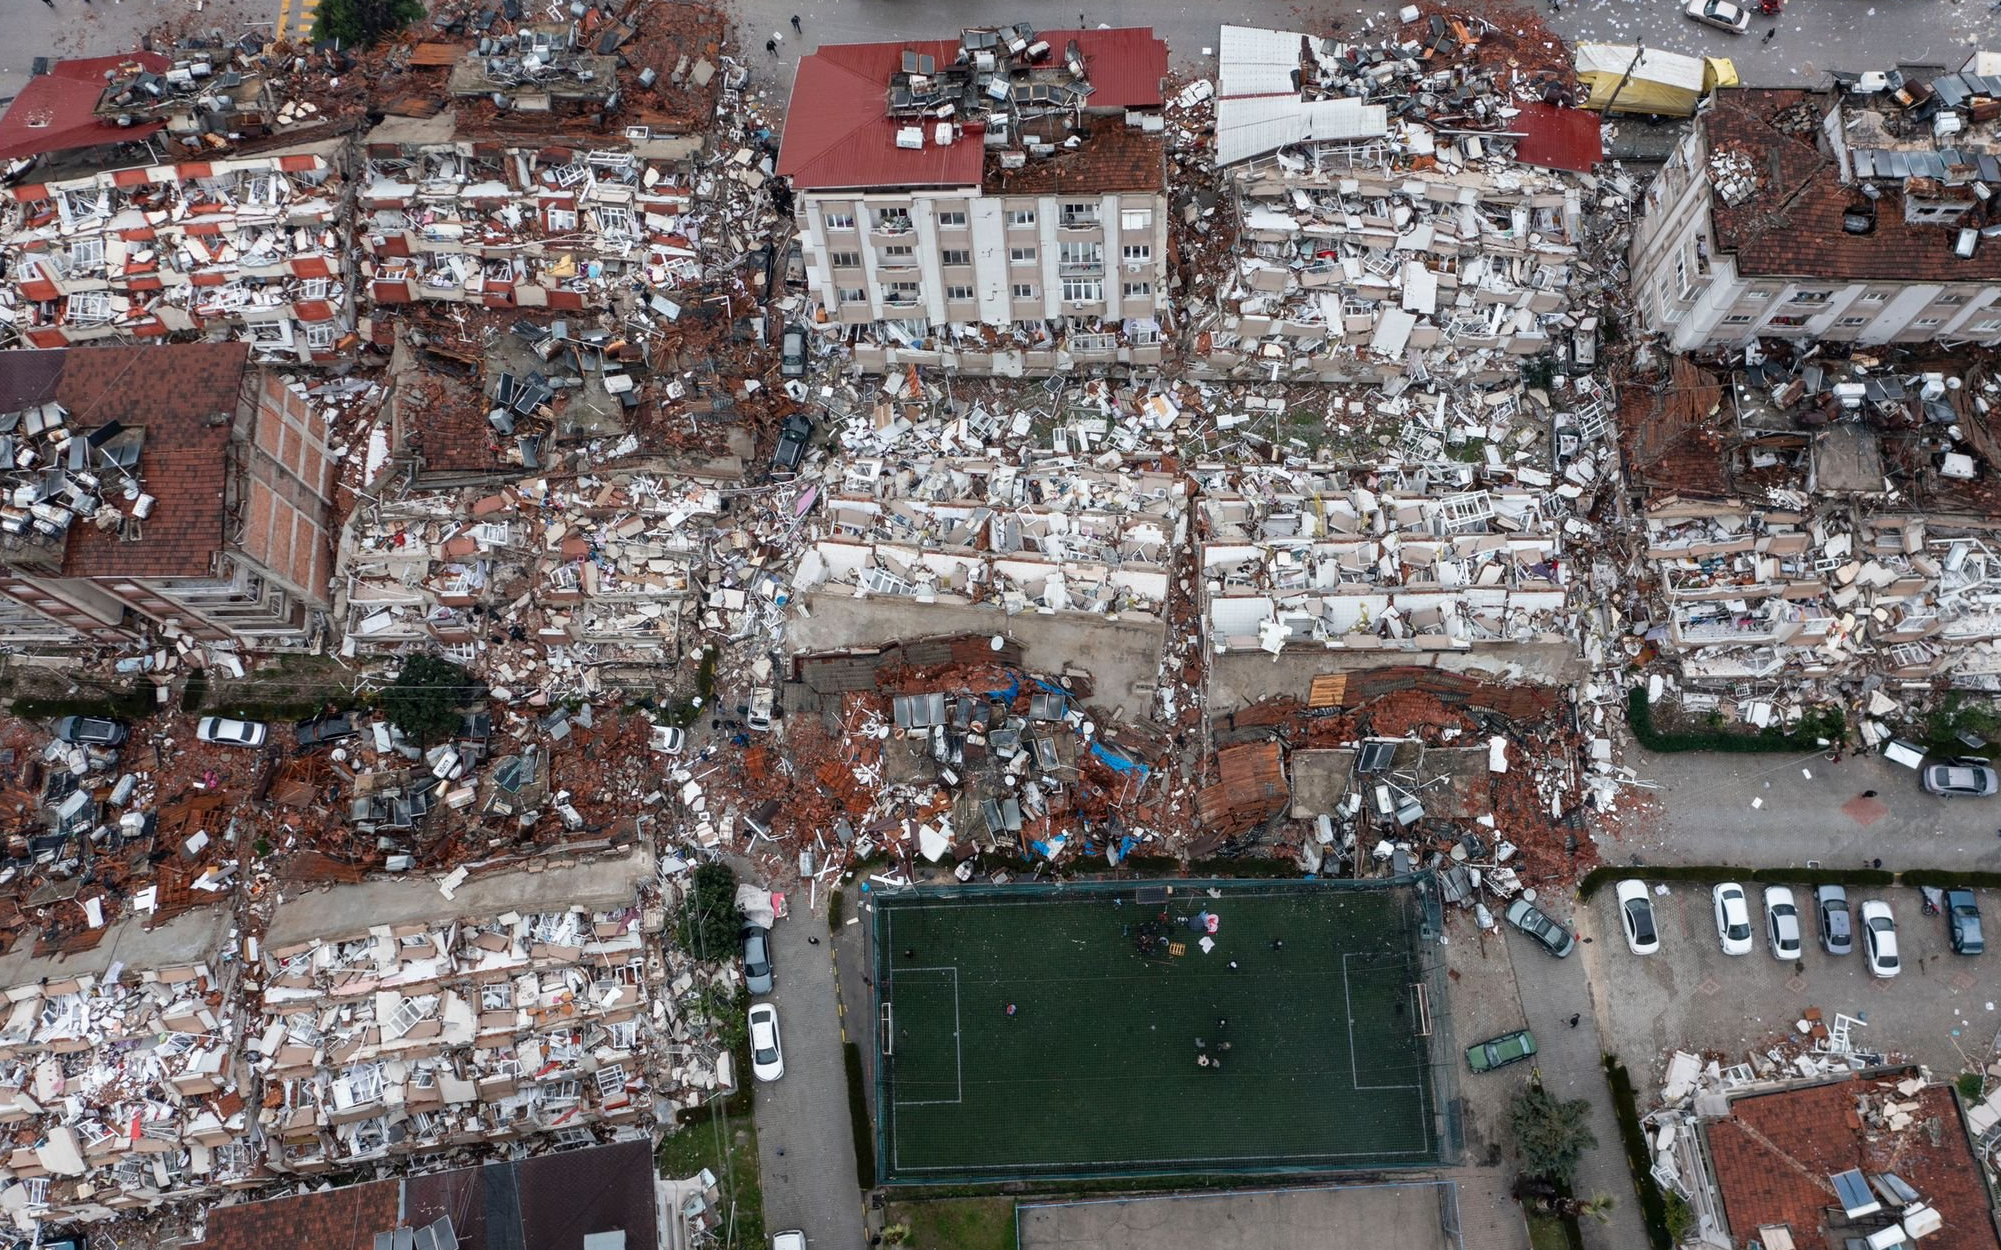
[1060, 201, 1100, 227]
[885, 281, 920, 304]
[825, 211, 856, 231]
[881, 244, 914, 260]
[876, 207, 912, 231]
[1914, 317, 1943, 327]
[1790, 290, 1832, 304]
[937, 210, 967, 227]
[1057, 241, 1103, 269]
[1008, 208, 1037, 227]
[1969, 319, 2001, 334]
[1123, 281, 1153, 298]
[1010, 246, 1037, 264]
[1061, 277, 1103, 303]
[941, 249, 971, 266]
[838, 287, 866, 304]
[946, 285, 974, 301]
[829, 251, 861, 268]
[1722, 314, 1754, 324]
[1936, 293, 1969, 306]
[1122, 243, 1152, 263]
[1120, 208, 1152, 231]
[1011, 282, 1036, 300]
[1837, 317, 1869, 327]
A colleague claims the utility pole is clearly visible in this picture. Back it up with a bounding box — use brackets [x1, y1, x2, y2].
[1602, 42, 1647, 117]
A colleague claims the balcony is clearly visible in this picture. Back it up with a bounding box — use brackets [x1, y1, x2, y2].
[1059, 209, 1101, 229]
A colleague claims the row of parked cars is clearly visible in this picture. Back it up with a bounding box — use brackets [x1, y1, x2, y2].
[54, 713, 359, 750]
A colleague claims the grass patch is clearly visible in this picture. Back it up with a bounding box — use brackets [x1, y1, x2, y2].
[1603, 1056, 1672, 1250]
[1579, 864, 1895, 899]
[830, 886, 846, 931]
[845, 1040, 876, 1189]
[1525, 1212, 1576, 1250]
[655, 1113, 764, 1250]
[10, 686, 157, 722]
[888, 1197, 1016, 1250]
[1627, 687, 1846, 754]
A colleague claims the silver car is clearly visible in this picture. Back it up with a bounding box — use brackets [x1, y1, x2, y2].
[1924, 758, 1999, 797]
[1816, 884, 1853, 956]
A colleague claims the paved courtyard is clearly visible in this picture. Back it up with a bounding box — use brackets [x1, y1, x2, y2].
[1574, 883, 2001, 1085]
[1017, 1182, 1462, 1250]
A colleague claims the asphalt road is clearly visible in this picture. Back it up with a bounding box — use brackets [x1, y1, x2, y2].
[1601, 746, 2001, 872]
[750, 910, 867, 1250]
[735, 0, 1997, 111]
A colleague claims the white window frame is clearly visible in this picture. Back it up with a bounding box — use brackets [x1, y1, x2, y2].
[1007, 208, 1037, 227]
[1009, 246, 1037, 264]
[1011, 282, 1036, 300]
[829, 251, 860, 268]
[824, 211, 856, 231]
[1061, 277, 1103, 303]
[1122, 243, 1152, 263]
[837, 287, 867, 304]
[1120, 208, 1153, 231]
[1122, 281, 1153, 298]
[941, 249, 971, 267]
[937, 210, 967, 228]
[946, 284, 974, 301]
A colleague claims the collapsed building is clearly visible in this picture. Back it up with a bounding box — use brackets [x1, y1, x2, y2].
[1192, 22, 1609, 385]
[1625, 349, 2001, 724]
[778, 25, 1174, 374]
[0, 48, 350, 361]
[1630, 50, 2001, 353]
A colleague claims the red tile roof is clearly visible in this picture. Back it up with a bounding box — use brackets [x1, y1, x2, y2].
[777, 28, 1167, 192]
[0, 54, 168, 162]
[1512, 102, 1603, 174]
[0, 345, 247, 579]
[982, 123, 1164, 195]
[1706, 88, 2001, 281]
[192, 1178, 399, 1250]
[1706, 1075, 2001, 1250]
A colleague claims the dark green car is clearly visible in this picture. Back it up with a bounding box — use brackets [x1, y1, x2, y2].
[1466, 1029, 1538, 1073]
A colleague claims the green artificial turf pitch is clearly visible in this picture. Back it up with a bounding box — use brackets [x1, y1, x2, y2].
[872, 881, 1440, 1181]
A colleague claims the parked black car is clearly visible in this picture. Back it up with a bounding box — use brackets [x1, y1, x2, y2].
[1948, 889, 1985, 955]
[773, 413, 813, 472]
[295, 712, 360, 750]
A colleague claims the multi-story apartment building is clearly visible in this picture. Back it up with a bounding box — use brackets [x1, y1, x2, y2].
[0, 344, 336, 652]
[777, 24, 1172, 374]
[1630, 51, 2001, 351]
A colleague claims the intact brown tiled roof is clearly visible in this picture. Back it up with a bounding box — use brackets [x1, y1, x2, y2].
[193, 1178, 398, 1250]
[1706, 1076, 2001, 1250]
[1706, 88, 2001, 282]
[0, 344, 249, 579]
[983, 124, 1165, 196]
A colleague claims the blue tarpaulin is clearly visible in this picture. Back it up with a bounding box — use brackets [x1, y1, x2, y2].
[1089, 742, 1149, 777]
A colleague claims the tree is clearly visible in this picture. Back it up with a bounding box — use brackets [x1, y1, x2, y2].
[1509, 1085, 1598, 1187]
[675, 862, 741, 962]
[311, 0, 426, 47]
[380, 653, 469, 744]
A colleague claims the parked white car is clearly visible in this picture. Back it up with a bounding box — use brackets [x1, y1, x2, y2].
[749, 1002, 785, 1082]
[196, 717, 269, 748]
[1683, 0, 1750, 33]
[1763, 886, 1803, 960]
[1860, 900, 1901, 978]
[1713, 882, 1753, 956]
[1615, 879, 1660, 955]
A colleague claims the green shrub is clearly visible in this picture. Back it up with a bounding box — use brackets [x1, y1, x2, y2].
[312, 0, 425, 46]
[380, 654, 471, 744]
[181, 671, 209, 714]
[844, 1040, 877, 1189]
[1902, 870, 2001, 891]
[1663, 1193, 1695, 1245]
[1627, 687, 1846, 754]
[1958, 1071, 1985, 1102]
[675, 862, 742, 962]
[12, 686, 157, 722]
[1603, 1056, 1672, 1250]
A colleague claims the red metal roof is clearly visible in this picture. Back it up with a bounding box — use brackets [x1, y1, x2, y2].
[1511, 102, 1603, 174]
[0, 53, 169, 163]
[777, 29, 1167, 192]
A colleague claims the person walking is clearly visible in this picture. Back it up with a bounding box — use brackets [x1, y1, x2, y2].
[1762, 27, 1776, 43]
[790, 14, 802, 33]
[766, 38, 779, 57]
[1567, 1012, 1581, 1028]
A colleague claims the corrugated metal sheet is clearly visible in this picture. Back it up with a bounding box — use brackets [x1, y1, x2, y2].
[1218, 25, 1307, 99]
[777, 29, 1168, 192]
[1512, 102, 1604, 174]
[1215, 95, 1388, 167]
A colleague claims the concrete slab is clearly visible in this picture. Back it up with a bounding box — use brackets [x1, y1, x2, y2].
[789, 592, 1166, 710]
[1209, 644, 1582, 713]
[0, 905, 226, 990]
[266, 848, 652, 946]
[1018, 1183, 1461, 1250]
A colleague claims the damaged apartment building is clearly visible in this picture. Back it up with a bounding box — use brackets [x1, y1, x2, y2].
[1630, 49, 2001, 351]
[792, 455, 1183, 618]
[0, 344, 337, 653]
[0, 50, 351, 362]
[1195, 23, 1609, 386]
[1194, 461, 1583, 676]
[250, 904, 672, 1174]
[778, 24, 1173, 374]
[1626, 349, 2001, 717]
